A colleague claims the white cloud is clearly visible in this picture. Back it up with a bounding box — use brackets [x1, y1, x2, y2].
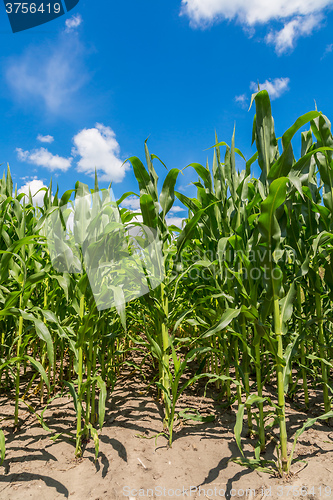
[321, 43, 333, 59]
[250, 77, 290, 100]
[120, 201, 186, 225]
[120, 198, 185, 227]
[169, 206, 185, 214]
[266, 14, 322, 54]
[16, 148, 29, 162]
[72, 124, 128, 183]
[180, 0, 333, 26]
[37, 134, 54, 144]
[120, 196, 141, 211]
[5, 34, 89, 114]
[235, 94, 247, 103]
[16, 147, 72, 172]
[165, 216, 186, 228]
[18, 179, 48, 206]
[180, 0, 332, 52]
[16, 123, 129, 183]
[178, 183, 193, 192]
[235, 93, 248, 108]
[65, 14, 83, 32]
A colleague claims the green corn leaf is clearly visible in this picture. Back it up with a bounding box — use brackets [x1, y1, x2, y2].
[253, 90, 279, 183]
[145, 140, 159, 194]
[230, 457, 276, 474]
[280, 283, 296, 334]
[185, 346, 211, 364]
[159, 168, 181, 218]
[64, 381, 78, 413]
[155, 382, 172, 406]
[188, 163, 212, 191]
[128, 156, 157, 201]
[21, 312, 54, 368]
[178, 409, 214, 423]
[258, 177, 288, 247]
[52, 275, 69, 301]
[234, 403, 245, 456]
[200, 309, 241, 339]
[6, 164, 13, 196]
[307, 354, 333, 370]
[246, 152, 258, 176]
[40, 309, 59, 323]
[245, 395, 267, 406]
[96, 376, 107, 429]
[151, 154, 168, 171]
[109, 285, 126, 331]
[282, 334, 300, 393]
[175, 191, 201, 214]
[288, 410, 333, 470]
[25, 355, 50, 391]
[24, 271, 46, 289]
[140, 193, 158, 229]
[0, 429, 5, 465]
[0, 356, 24, 371]
[87, 424, 100, 461]
[116, 191, 140, 206]
[171, 344, 181, 373]
[268, 111, 321, 180]
[176, 201, 220, 255]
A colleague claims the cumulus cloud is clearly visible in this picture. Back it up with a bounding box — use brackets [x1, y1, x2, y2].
[166, 206, 186, 228]
[235, 94, 247, 103]
[165, 216, 186, 228]
[16, 123, 128, 183]
[72, 124, 129, 183]
[235, 94, 248, 108]
[18, 179, 48, 206]
[65, 14, 83, 32]
[180, 0, 333, 53]
[37, 134, 54, 144]
[120, 196, 141, 211]
[180, 0, 332, 26]
[250, 77, 290, 100]
[266, 14, 322, 54]
[16, 147, 72, 172]
[5, 33, 89, 114]
[16, 149, 29, 162]
[169, 206, 185, 214]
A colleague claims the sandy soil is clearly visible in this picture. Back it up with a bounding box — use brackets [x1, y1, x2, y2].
[1, 371, 333, 500]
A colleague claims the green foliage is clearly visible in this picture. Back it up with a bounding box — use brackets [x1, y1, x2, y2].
[1, 91, 333, 477]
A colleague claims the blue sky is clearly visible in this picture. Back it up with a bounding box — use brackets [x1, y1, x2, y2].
[1, 0, 333, 223]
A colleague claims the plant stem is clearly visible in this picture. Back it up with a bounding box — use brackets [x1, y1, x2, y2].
[315, 286, 331, 414]
[297, 285, 309, 409]
[85, 338, 93, 431]
[242, 318, 253, 435]
[160, 283, 170, 426]
[75, 295, 85, 457]
[233, 338, 242, 405]
[254, 328, 265, 452]
[14, 309, 24, 428]
[274, 296, 288, 472]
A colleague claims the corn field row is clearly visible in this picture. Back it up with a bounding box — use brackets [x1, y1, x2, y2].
[1, 90, 333, 476]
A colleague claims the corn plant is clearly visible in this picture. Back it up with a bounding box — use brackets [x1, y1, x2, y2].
[1, 90, 333, 475]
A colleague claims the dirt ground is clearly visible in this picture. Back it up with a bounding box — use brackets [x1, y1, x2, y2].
[1, 371, 333, 500]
